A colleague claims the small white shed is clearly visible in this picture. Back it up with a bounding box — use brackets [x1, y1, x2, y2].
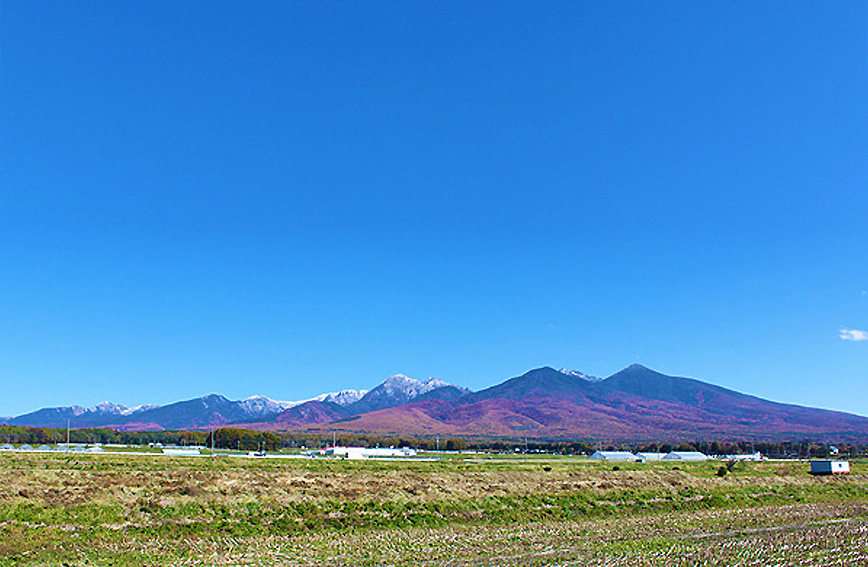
[810, 460, 850, 475]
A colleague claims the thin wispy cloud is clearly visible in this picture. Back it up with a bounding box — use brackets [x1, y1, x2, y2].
[840, 329, 868, 342]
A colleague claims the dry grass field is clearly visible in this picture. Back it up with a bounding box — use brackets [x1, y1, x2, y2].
[1, 452, 866, 566]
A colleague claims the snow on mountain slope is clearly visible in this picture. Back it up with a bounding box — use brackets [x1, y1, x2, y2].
[559, 369, 601, 382]
[313, 389, 369, 406]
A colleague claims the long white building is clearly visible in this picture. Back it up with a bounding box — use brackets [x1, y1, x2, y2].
[322, 446, 417, 459]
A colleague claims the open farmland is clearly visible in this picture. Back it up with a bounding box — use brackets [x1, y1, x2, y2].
[1, 452, 866, 566]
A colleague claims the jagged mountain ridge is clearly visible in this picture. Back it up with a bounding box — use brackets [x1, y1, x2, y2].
[2, 374, 464, 431]
[264, 375, 469, 428]
[1, 401, 158, 429]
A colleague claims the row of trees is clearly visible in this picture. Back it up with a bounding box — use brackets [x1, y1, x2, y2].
[0, 426, 282, 451]
[298, 437, 864, 459]
[211, 428, 281, 451]
[1, 426, 864, 458]
[0, 426, 216, 446]
[630, 440, 854, 459]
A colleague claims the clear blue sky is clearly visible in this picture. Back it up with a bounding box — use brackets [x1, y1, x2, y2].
[1, 2, 866, 418]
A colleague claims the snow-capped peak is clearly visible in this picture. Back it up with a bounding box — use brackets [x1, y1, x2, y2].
[372, 374, 460, 399]
[382, 373, 417, 388]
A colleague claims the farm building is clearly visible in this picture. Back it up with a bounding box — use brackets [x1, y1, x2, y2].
[588, 451, 636, 461]
[56, 444, 88, 452]
[662, 451, 708, 461]
[365, 447, 417, 458]
[323, 446, 366, 460]
[810, 460, 850, 475]
[635, 452, 666, 462]
[323, 446, 417, 460]
[722, 452, 764, 461]
[36, 445, 52, 451]
[18, 444, 34, 451]
[0, 444, 14, 451]
[163, 448, 201, 456]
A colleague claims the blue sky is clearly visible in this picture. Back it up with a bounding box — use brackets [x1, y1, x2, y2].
[1, 2, 866, 418]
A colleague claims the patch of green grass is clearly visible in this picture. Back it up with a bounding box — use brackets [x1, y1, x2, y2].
[2, 451, 867, 565]
[4, 499, 867, 566]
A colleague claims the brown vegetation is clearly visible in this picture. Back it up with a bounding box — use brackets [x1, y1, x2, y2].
[1, 452, 867, 566]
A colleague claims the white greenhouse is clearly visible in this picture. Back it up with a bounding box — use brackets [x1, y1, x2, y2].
[662, 451, 708, 461]
[588, 451, 636, 461]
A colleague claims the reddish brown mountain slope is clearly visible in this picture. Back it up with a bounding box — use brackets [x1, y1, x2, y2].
[281, 366, 868, 442]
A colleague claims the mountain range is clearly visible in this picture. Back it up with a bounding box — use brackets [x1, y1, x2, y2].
[0, 374, 457, 431]
[4, 366, 867, 442]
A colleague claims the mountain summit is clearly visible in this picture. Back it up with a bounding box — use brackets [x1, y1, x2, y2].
[348, 375, 466, 414]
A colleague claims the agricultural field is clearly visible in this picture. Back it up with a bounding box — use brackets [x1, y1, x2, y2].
[1, 452, 866, 566]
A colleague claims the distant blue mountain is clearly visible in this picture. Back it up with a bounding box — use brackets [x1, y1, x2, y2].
[3, 374, 466, 431]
